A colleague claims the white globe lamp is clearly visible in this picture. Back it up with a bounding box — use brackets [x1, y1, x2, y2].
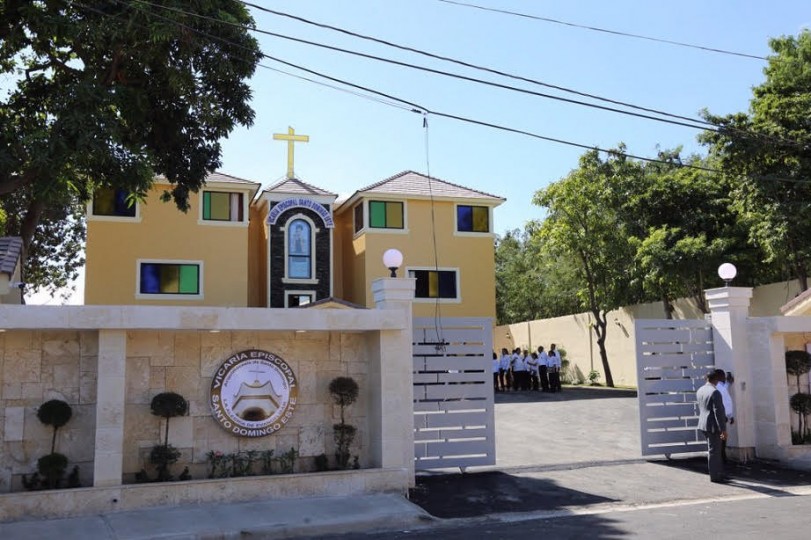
[717, 263, 737, 286]
[382, 248, 404, 278]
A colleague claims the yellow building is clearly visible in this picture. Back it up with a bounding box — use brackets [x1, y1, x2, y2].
[85, 169, 504, 319]
[85, 173, 260, 306]
[334, 171, 504, 319]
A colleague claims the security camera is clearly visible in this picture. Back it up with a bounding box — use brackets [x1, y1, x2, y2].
[9, 281, 25, 290]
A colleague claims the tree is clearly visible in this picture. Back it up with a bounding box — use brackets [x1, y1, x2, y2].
[0, 1, 262, 284]
[1, 187, 85, 297]
[495, 227, 581, 324]
[701, 31, 811, 290]
[533, 147, 645, 387]
[620, 153, 755, 317]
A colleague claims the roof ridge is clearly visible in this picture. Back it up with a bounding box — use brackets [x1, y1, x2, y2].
[264, 177, 337, 197]
[207, 171, 261, 185]
[357, 170, 504, 200]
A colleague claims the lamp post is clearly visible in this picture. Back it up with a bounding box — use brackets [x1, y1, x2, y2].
[717, 263, 737, 286]
[382, 248, 404, 278]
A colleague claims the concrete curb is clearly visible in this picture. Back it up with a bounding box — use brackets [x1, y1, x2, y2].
[0, 494, 435, 540]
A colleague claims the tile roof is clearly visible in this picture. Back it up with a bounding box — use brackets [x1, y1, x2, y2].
[297, 297, 368, 310]
[154, 172, 260, 187]
[353, 170, 504, 201]
[780, 287, 811, 315]
[264, 177, 337, 197]
[0, 237, 23, 277]
[205, 172, 261, 186]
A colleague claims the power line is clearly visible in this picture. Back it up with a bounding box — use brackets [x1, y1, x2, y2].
[239, 1, 717, 130]
[73, 1, 807, 185]
[133, 0, 709, 134]
[437, 0, 768, 61]
[138, 0, 805, 150]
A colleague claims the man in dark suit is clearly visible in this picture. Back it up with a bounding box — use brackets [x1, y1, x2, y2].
[697, 370, 728, 483]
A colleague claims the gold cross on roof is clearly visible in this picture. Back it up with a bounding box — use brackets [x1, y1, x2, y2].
[273, 126, 309, 178]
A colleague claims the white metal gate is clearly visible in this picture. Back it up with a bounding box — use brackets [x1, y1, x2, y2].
[635, 318, 715, 457]
[413, 317, 496, 470]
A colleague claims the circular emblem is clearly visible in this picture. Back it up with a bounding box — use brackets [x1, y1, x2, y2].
[210, 350, 298, 438]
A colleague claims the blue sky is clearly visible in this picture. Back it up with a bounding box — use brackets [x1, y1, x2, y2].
[220, 0, 809, 235]
[27, 0, 811, 304]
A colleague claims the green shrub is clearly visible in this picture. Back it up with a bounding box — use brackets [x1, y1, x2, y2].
[37, 399, 72, 454]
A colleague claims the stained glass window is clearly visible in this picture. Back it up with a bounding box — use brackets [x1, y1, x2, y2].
[203, 192, 244, 221]
[140, 263, 200, 295]
[92, 188, 136, 217]
[369, 201, 404, 229]
[409, 269, 458, 299]
[457, 205, 489, 233]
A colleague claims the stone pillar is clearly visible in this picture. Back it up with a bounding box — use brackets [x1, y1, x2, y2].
[93, 330, 126, 487]
[370, 277, 416, 483]
[706, 286, 755, 461]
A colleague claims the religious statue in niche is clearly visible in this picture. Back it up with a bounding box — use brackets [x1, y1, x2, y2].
[288, 219, 311, 279]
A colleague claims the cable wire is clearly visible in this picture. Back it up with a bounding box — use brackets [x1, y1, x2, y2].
[73, 0, 808, 185]
[147, 0, 806, 150]
[437, 0, 768, 61]
[239, 1, 721, 130]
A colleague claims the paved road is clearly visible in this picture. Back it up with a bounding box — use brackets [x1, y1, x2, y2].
[314, 493, 811, 539]
[492, 387, 640, 468]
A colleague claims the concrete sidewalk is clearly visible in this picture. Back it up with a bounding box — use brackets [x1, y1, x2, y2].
[0, 493, 434, 540]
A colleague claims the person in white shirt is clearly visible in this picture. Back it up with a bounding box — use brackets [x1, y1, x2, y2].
[499, 348, 512, 391]
[547, 343, 562, 392]
[492, 351, 501, 392]
[511, 348, 526, 391]
[537, 346, 550, 392]
[714, 369, 735, 463]
[527, 351, 540, 391]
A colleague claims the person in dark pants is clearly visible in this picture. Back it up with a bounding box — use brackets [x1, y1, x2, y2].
[547, 344, 562, 392]
[527, 352, 540, 391]
[499, 348, 511, 391]
[492, 351, 500, 392]
[714, 369, 735, 463]
[537, 346, 550, 392]
[697, 370, 728, 483]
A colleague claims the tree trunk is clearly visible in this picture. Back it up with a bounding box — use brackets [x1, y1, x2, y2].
[662, 295, 674, 319]
[20, 196, 45, 255]
[797, 266, 808, 292]
[593, 311, 615, 387]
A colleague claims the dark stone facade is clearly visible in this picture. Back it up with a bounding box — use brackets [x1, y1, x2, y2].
[268, 203, 332, 308]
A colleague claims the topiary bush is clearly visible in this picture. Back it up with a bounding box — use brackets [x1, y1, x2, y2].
[786, 350, 811, 391]
[37, 453, 68, 489]
[37, 399, 72, 454]
[329, 377, 359, 469]
[148, 392, 189, 481]
[790, 392, 811, 445]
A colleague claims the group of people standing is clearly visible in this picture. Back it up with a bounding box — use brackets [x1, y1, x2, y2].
[493, 345, 563, 393]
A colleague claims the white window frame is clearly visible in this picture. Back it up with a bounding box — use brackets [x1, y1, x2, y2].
[285, 290, 316, 307]
[406, 266, 462, 304]
[281, 213, 320, 285]
[453, 203, 494, 237]
[135, 259, 204, 301]
[197, 189, 251, 227]
[86, 189, 142, 223]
